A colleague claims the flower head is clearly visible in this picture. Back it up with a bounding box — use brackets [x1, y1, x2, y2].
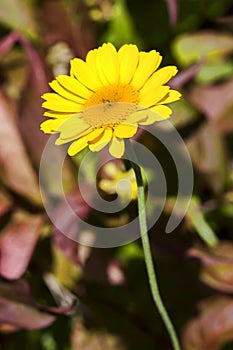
[99, 161, 138, 201]
[41, 43, 181, 158]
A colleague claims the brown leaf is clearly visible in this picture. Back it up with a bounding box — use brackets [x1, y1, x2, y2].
[0, 211, 43, 280]
[182, 296, 233, 350]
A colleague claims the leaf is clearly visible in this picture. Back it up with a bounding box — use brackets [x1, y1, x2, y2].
[0, 89, 42, 205]
[173, 31, 233, 67]
[190, 79, 233, 133]
[187, 123, 227, 194]
[0, 0, 38, 39]
[182, 296, 233, 350]
[0, 279, 56, 331]
[186, 197, 218, 247]
[195, 60, 233, 84]
[0, 211, 43, 280]
[188, 241, 233, 293]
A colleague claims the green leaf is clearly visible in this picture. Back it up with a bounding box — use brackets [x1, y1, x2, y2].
[196, 59, 233, 84]
[0, 0, 38, 39]
[172, 32, 233, 67]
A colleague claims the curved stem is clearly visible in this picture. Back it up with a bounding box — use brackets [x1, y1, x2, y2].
[125, 140, 181, 350]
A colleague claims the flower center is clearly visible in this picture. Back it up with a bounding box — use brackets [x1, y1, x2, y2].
[82, 84, 139, 128]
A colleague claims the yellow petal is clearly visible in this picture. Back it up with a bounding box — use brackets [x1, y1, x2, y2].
[49, 80, 86, 104]
[140, 66, 178, 94]
[68, 137, 88, 156]
[114, 123, 138, 138]
[70, 58, 102, 91]
[139, 86, 170, 107]
[86, 48, 98, 67]
[86, 128, 105, 141]
[118, 44, 139, 84]
[131, 50, 162, 90]
[139, 105, 172, 125]
[109, 137, 125, 158]
[40, 118, 67, 134]
[89, 127, 113, 152]
[151, 105, 172, 119]
[56, 75, 92, 100]
[96, 43, 120, 85]
[42, 93, 83, 113]
[159, 90, 181, 104]
[42, 100, 83, 113]
[44, 110, 75, 118]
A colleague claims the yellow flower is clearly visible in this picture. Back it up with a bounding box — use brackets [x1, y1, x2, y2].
[99, 162, 138, 201]
[41, 43, 181, 158]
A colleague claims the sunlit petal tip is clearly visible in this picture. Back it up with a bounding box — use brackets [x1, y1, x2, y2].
[40, 118, 63, 134]
[114, 124, 138, 138]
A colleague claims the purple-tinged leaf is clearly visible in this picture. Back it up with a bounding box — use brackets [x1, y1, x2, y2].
[188, 241, 233, 293]
[0, 89, 42, 205]
[182, 296, 233, 350]
[0, 279, 55, 331]
[0, 211, 43, 280]
[52, 190, 91, 247]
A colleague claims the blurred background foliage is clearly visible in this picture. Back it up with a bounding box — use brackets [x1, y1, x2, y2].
[0, 0, 233, 349]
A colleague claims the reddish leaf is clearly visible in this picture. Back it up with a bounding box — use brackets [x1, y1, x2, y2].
[0, 211, 43, 280]
[0, 279, 55, 331]
[188, 241, 233, 293]
[52, 190, 91, 247]
[0, 89, 41, 205]
[182, 296, 233, 350]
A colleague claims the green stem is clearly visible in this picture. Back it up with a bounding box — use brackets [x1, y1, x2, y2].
[125, 140, 181, 350]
